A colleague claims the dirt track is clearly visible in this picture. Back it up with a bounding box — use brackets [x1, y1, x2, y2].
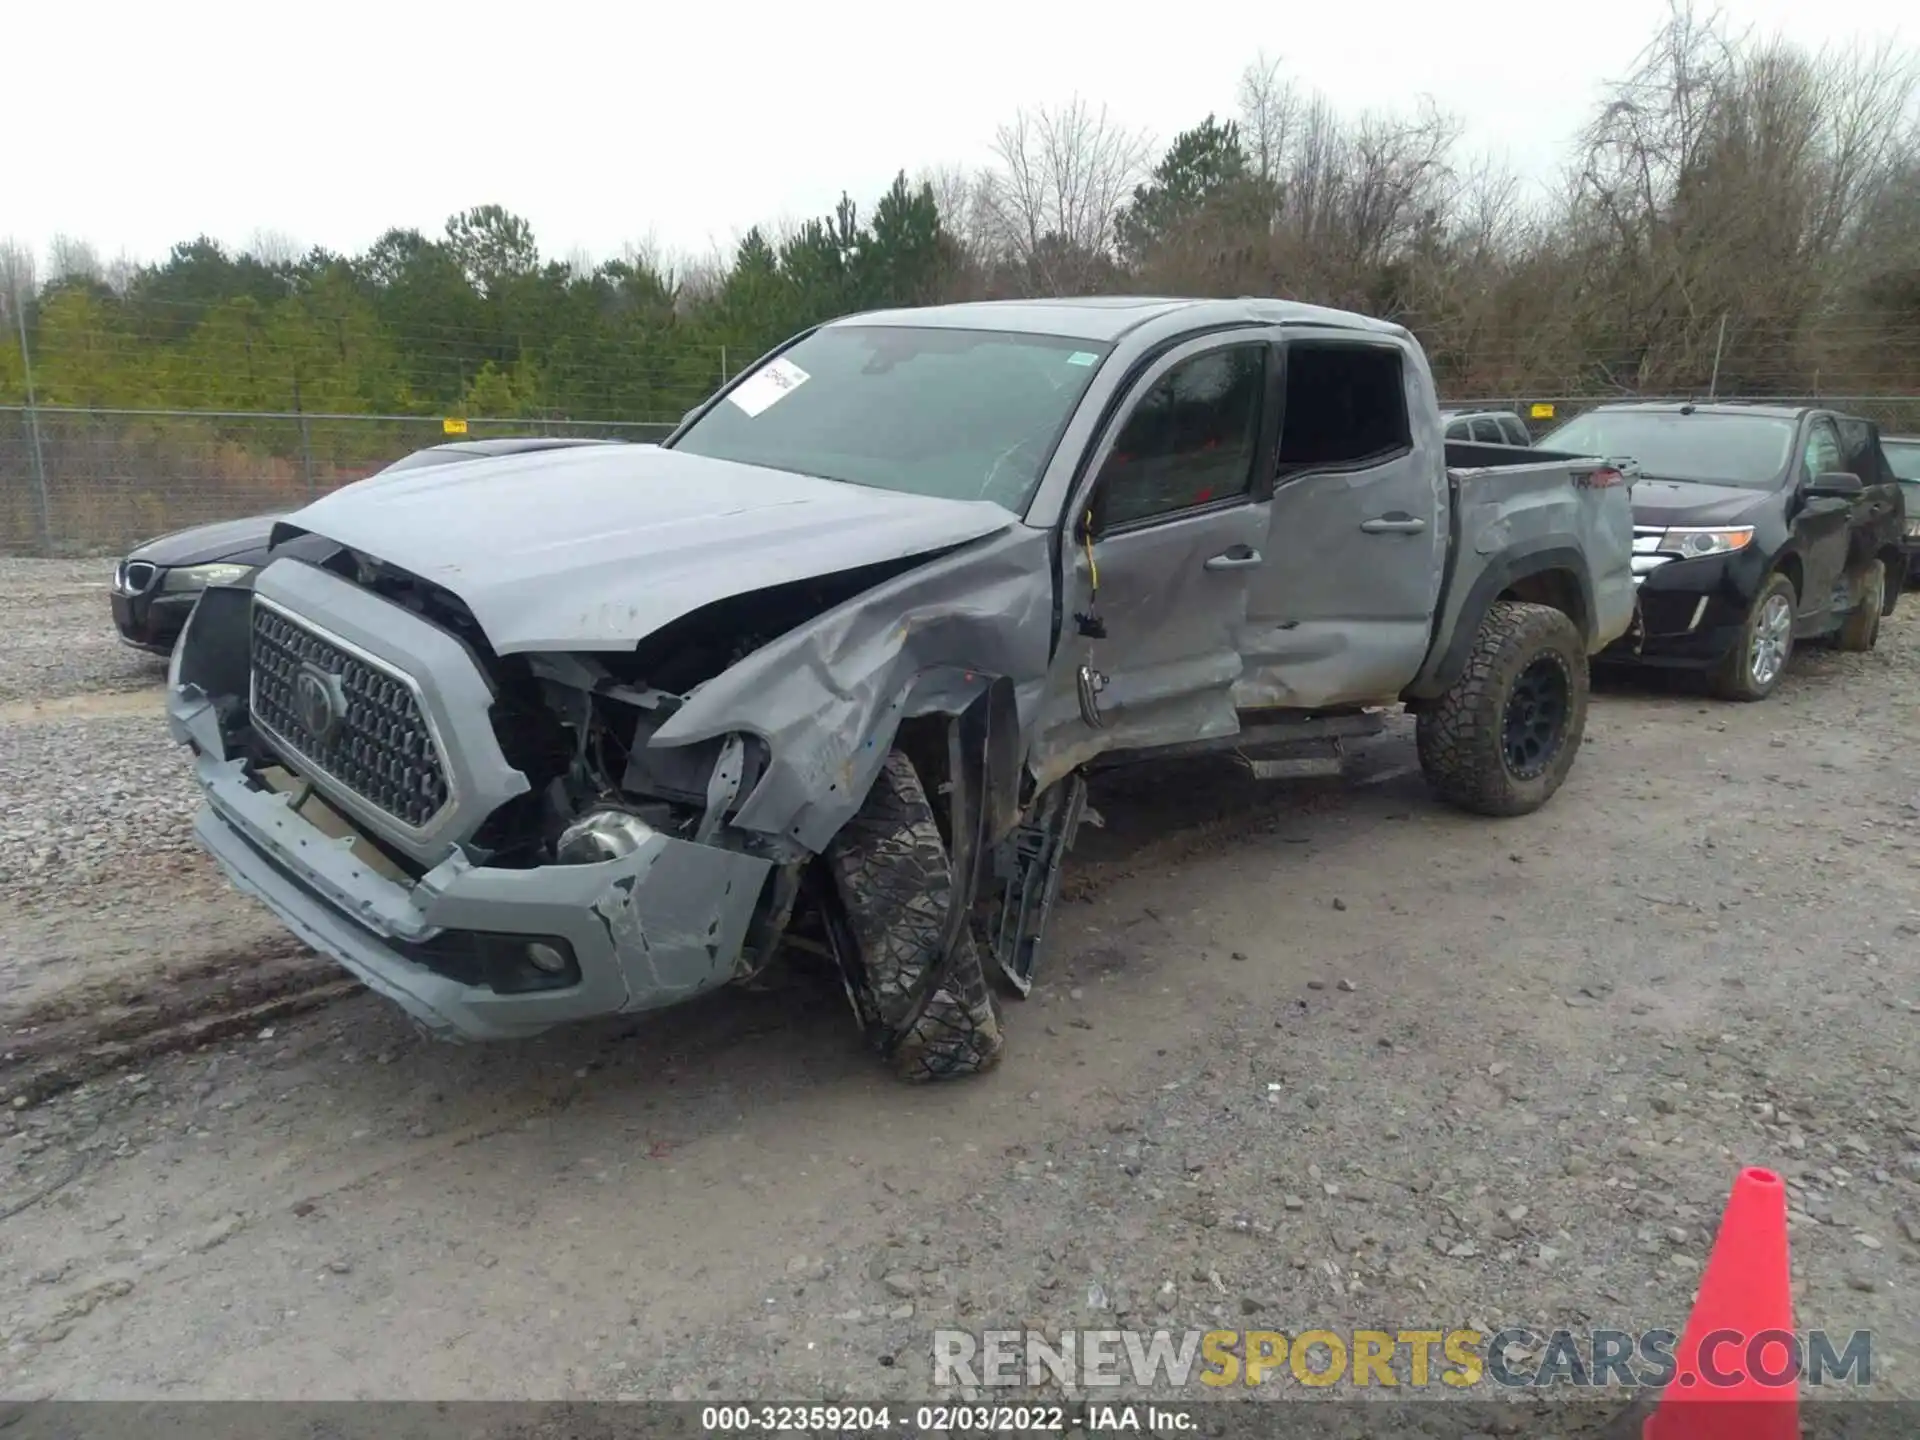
[0, 560, 1915, 1404]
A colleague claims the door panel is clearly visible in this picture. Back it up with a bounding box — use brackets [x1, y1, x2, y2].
[1038, 505, 1268, 741]
[1835, 416, 1901, 569]
[1031, 338, 1275, 783]
[1237, 334, 1448, 709]
[1792, 416, 1852, 628]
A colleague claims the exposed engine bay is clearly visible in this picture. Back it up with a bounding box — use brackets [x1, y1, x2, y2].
[265, 537, 948, 879]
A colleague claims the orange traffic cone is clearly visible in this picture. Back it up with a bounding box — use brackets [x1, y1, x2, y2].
[1643, 1166, 1798, 1440]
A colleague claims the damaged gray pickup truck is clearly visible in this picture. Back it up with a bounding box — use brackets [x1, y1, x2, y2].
[166, 297, 1635, 1082]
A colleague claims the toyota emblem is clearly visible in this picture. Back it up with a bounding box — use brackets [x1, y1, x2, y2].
[294, 665, 343, 741]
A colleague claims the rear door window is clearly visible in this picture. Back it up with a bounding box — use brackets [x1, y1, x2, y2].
[1275, 342, 1413, 477]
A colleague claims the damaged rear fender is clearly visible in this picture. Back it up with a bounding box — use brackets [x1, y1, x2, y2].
[648, 525, 1055, 854]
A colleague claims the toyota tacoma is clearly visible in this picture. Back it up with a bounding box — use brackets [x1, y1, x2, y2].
[167, 297, 1635, 1081]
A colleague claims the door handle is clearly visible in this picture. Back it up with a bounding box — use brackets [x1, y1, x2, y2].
[1361, 514, 1428, 534]
[1204, 546, 1263, 571]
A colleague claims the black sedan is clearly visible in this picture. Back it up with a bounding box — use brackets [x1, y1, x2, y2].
[110, 437, 628, 654]
[1535, 403, 1907, 701]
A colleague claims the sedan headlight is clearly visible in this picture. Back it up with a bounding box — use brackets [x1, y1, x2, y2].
[162, 562, 253, 593]
[1654, 526, 1755, 559]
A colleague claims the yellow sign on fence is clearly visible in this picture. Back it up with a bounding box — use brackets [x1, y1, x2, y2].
[442, 417, 469, 435]
[1529, 402, 1555, 420]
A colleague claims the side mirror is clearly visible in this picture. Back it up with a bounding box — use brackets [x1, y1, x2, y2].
[1805, 471, 1864, 499]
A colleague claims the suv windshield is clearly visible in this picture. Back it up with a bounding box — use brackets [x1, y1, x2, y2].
[1886, 441, 1920, 482]
[670, 325, 1110, 512]
[1538, 411, 1795, 490]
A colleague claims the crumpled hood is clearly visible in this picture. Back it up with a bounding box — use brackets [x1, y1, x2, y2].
[1629, 477, 1772, 529]
[283, 442, 1018, 652]
[131, 512, 286, 566]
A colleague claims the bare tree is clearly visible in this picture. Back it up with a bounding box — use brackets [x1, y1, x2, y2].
[1236, 51, 1300, 193]
[102, 251, 138, 295]
[976, 98, 1154, 293]
[916, 164, 990, 254]
[0, 238, 38, 313]
[1561, 0, 1920, 391]
[244, 228, 301, 268]
[46, 234, 102, 285]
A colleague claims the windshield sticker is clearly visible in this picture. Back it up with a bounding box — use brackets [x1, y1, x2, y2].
[1066, 351, 1098, 367]
[728, 357, 811, 417]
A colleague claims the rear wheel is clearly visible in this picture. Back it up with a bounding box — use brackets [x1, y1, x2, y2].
[1416, 601, 1589, 817]
[1710, 572, 1796, 701]
[824, 750, 1004, 1082]
[1835, 560, 1885, 652]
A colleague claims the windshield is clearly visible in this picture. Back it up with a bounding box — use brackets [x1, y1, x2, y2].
[670, 325, 1110, 511]
[1886, 441, 1920, 482]
[1537, 411, 1795, 490]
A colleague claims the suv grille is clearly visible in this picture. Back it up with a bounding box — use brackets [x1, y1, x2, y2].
[249, 602, 451, 830]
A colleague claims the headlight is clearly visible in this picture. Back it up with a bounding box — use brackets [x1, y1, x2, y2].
[162, 562, 253, 592]
[1654, 526, 1754, 559]
[556, 807, 656, 863]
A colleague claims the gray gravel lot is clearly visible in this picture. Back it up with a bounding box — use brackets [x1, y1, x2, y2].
[0, 560, 289, 1018]
[0, 556, 1913, 1409]
[0, 561, 162, 704]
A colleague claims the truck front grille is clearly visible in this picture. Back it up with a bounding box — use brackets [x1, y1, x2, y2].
[249, 601, 451, 831]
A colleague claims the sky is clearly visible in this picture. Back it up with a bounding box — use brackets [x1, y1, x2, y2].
[8, 0, 1914, 274]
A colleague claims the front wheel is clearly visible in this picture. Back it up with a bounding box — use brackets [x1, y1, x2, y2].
[1416, 601, 1589, 817]
[1710, 572, 1797, 701]
[824, 750, 1004, 1083]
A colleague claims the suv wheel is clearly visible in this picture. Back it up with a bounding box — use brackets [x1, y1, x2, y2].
[825, 749, 1004, 1082]
[1416, 601, 1589, 817]
[1835, 560, 1885, 652]
[1710, 572, 1797, 700]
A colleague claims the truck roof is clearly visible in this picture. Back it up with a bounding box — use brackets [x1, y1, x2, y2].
[829, 295, 1409, 344]
[1581, 400, 1817, 422]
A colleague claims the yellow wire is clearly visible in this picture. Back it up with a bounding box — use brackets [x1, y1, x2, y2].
[1083, 516, 1098, 593]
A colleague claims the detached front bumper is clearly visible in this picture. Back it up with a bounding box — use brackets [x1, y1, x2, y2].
[167, 577, 774, 1043]
[178, 735, 772, 1041]
[1599, 548, 1762, 670]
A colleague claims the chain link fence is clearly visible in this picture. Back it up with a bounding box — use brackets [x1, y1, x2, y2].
[3, 395, 1918, 557]
[0, 407, 674, 554]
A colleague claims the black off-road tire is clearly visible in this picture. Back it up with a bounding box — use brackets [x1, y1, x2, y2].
[1709, 572, 1797, 701]
[825, 750, 1004, 1083]
[1416, 601, 1589, 818]
[1835, 560, 1885, 652]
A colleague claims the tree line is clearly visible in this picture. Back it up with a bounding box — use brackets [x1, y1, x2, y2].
[3, 3, 1917, 427]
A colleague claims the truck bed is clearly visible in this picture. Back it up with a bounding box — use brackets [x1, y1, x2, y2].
[1404, 445, 1637, 699]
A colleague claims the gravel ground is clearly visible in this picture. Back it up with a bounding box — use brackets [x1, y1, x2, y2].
[0, 557, 1914, 1411]
[0, 560, 162, 704]
[0, 560, 290, 1018]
